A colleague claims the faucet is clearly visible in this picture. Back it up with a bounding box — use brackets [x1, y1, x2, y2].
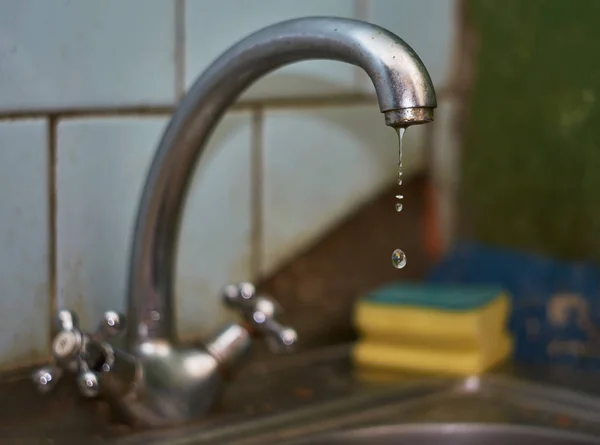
[32, 17, 436, 428]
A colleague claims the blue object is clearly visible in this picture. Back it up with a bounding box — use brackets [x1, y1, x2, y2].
[365, 283, 504, 311]
[427, 241, 600, 369]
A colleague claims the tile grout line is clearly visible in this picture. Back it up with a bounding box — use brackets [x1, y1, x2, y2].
[0, 94, 383, 121]
[0, 106, 175, 121]
[46, 116, 58, 344]
[0, 89, 457, 122]
[446, 0, 470, 100]
[0, 89, 455, 123]
[174, 0, 187, 100]
[250, 107, 264, 280]
[436, 0, 472, 249]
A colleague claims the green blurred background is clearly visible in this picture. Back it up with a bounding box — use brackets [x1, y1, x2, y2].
[463, 0, 600, 260]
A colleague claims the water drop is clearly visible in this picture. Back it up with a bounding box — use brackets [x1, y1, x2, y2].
[391, 249, 407, 269]
[395, 194, 403, 212]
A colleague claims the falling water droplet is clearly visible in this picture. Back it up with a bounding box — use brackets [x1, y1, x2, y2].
[395, 194, 404, 212]
[392, 128, 407, 269]
[391, 249, 407, 269]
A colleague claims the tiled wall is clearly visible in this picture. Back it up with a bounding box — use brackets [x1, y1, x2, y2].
[0, 0, 457, 369]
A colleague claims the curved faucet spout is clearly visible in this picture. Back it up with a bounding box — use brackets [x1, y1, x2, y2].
[127, 16, 437, 348]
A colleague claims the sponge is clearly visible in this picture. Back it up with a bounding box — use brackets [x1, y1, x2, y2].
[352, 283, 513, 377]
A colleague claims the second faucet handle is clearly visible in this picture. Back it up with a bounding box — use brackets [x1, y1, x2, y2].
[222, 283, 297, 352]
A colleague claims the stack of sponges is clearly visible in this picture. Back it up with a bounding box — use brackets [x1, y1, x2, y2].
[352, 283, 513, 377]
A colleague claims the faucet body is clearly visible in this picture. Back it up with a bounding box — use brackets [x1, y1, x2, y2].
[34, 17, 436, 428]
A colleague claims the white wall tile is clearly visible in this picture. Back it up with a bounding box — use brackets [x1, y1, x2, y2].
[364, 0, 456, 92]
[262, 104, 427, 275]
[185, 0, 358, 100]
[0, 0, 175, 111]
[56, 113, 252, 339]
[0, 120, 50, 369]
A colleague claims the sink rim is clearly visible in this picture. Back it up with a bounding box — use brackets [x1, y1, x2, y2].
[281, 422, 600, 444]
[113, 374, 600, 445]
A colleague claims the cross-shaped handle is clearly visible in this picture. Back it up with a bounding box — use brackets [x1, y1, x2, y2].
[32, 309, 126, 397]
[222, 282, 297, 352]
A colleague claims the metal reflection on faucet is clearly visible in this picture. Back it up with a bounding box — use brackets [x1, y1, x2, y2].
[33, 16, 436, 428]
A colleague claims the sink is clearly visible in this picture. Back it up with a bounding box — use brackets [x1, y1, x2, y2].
[110, 349, 600, 445]
[280, 423, 600, 444]
[176, 375, 600, 445]
[115, 375, 600, 445]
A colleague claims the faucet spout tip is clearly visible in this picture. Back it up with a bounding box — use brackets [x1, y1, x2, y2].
[384, 107, 435, 128]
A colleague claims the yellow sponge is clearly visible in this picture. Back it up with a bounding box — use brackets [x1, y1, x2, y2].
[354, 331, 512, 377]
[352, 284, 513, 377]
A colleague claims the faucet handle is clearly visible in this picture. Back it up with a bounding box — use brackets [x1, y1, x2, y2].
[222, 283, 297, 352]
[32, 309, 126, 398]
[249, 296, 298, 352]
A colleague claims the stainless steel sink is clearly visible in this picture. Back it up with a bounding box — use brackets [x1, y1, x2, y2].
[110, 348, 600, 445]
[180, 375, 600, 445]
[281, 424, 600, 444]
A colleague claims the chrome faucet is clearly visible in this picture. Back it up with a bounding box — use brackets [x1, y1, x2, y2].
[33, 17, 436, 428]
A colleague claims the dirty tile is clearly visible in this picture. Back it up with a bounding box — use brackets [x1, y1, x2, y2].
[185, 0, 357, 100]
[0, 0, 175, 111]
[56, 113, 252, 340]
[262, 104, 427, 276]
[0, 120, 50, 369]
[363, 0, 457, 91]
